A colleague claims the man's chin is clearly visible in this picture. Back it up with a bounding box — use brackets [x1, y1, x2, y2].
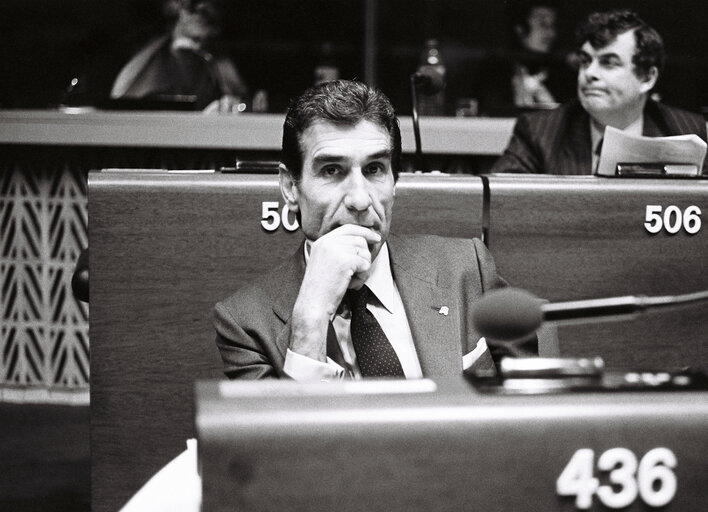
[580, 95, 611, 112]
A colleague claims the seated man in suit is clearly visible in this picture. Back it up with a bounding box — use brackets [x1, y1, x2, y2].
[491, 9, 708, 174]
[215, 80, 534, 380]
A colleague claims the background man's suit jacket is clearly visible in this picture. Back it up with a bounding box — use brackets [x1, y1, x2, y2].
[214, 233, 509, 379]
[490, 99, 708, 174]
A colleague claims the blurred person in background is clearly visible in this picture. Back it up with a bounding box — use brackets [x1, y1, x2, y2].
[475, 1, 574, 116]
[490, 8, 707, 174]
[110, 0, 248, 112]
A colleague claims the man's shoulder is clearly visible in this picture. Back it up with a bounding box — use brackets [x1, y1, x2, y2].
[389, 234, 484, 269]
[391, 233, 480, 251]
[651, 101, 704, 121]
[649, 101, 707, 136]
[515, 100, 583, 131]
[389, 234, 502, 290]
[215, 246, 302, 317]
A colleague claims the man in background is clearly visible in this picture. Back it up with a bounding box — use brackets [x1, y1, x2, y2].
[476, 1, 574, 116]
[110, 0, 248, 112]
[491, 9, 707, 174]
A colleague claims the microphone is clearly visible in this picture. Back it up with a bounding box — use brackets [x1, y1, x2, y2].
[411, 68, 445, 95]
[409, 67, 445, 173]
[472, 287, 708, 342]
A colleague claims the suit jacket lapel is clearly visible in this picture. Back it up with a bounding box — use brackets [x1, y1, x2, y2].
[270, 242, 305, 324]
[643, 101, 668, 137]
[558, 104, 593, 174]
[263, 241, 306, 363]
[388, 234, 461, 378]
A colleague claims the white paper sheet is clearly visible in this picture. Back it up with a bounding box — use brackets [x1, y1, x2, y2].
[597, 125, 707, 176]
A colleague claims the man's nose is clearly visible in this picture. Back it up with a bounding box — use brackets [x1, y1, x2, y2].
[582, 59, 600, 81]
[343, 170, 372, 211]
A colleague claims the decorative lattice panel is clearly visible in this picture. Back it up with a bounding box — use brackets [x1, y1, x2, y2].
[1, 163, 88, 389]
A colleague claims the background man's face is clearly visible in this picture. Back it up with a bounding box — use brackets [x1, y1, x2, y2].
[577, 30, 649, 120]
[291, 120, 395, 261]
[520, 6, 557, 54]
[175, 1, 221, 47]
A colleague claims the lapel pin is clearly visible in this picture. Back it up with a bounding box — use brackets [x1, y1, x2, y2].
[438, 306, 449, 316]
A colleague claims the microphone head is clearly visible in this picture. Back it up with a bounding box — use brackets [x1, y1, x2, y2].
[412, 67, 445, 95]
[471, 287, 544, 341]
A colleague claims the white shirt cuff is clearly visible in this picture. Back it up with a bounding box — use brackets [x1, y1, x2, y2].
[284, 348, 346, 381]
[463, 338, 491, 370]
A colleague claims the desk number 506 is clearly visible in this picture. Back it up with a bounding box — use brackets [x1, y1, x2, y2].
[645, 205, 701, 234]
[556, 447, 677, 509]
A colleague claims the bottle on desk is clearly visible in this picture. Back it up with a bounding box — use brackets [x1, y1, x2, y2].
[314, 42, 340, 85]
[416, 38, 446, 116]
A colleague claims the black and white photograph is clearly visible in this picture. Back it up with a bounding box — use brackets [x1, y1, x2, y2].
[1, 1, 707, 511]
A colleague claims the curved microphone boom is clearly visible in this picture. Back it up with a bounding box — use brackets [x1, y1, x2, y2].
[410, 67, 446, 173]
[472, 287, 708, 342]
[412, 69, 445, 96]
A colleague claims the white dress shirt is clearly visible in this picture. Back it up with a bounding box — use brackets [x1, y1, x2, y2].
[284, 242, 422, 381]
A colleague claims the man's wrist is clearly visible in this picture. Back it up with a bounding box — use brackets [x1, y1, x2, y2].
[284, 349, 345, 381]
[289, 304, 330, 362]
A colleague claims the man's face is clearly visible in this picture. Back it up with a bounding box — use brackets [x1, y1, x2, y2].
[285, 120, 395, 262]
[577, 30, 653, 120]
[520, 6, 557, 54]
[176, 2, 220, 47]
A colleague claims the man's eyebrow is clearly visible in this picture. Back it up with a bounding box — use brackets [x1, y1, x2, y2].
[311, 149, 392, 165]
[312, 154, 345, 165]
[368, 150, 392, 160]
[590, 49, 622, 61]
[577, 48, 625, 65]
[578, 49, 621, 59]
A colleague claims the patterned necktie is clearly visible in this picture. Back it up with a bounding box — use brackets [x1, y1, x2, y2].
[348, 286, 405, 377]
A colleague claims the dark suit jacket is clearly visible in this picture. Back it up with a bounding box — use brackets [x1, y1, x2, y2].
[214, 233, 512, 380]
[490, 99, 708, 174]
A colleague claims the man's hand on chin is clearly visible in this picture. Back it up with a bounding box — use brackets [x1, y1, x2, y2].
[289, 224, 381, 362]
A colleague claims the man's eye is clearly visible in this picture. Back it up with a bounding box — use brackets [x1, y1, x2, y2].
[600, 57, 621, 67]
[573, 52, 590, 68]
[365, 163, 385, 175]
[322, 166, 342, 176]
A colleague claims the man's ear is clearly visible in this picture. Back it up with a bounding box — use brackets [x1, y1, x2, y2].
[639, 66, 659, 94]
[279, 164, 300, 212]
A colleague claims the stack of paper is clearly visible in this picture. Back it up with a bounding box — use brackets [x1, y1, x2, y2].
[597, 125, 707, 176]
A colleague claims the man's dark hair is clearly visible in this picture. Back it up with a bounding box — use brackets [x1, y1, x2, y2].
[575, 9, 665, 79]
[281, 80, 402, 181]
[511, 1, 558, 36]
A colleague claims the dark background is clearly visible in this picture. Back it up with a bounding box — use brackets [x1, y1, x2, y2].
[1, 0, 706, 114]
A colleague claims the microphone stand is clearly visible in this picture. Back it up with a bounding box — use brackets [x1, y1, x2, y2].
[410, 73, 427, 173]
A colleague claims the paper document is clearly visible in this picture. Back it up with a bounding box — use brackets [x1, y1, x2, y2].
[597, 125, 707, 176]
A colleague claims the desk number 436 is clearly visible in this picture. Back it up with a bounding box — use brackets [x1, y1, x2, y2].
[556, 447, 677, 509]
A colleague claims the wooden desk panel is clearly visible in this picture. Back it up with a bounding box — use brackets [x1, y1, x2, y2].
[90, 171, 708, 511]
[0, 110, 515, 154]
[88, 171, 484, 512]
[198, 379, 708, 512]
[485, 174, 708, 367]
